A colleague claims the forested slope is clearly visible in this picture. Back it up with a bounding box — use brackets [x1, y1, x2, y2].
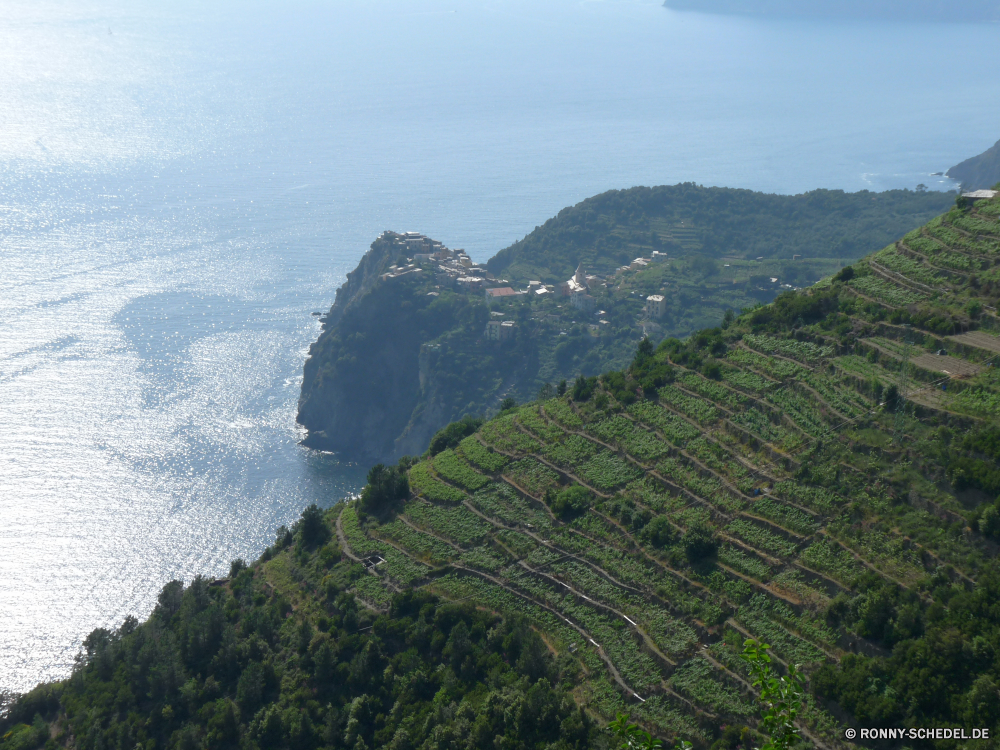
[7, 194, 1000, 750]
[486, 185, 951, 283]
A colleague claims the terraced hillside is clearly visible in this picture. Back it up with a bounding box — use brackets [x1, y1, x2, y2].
[8, 195, 1000, 750]
[339, 193, 1000, 747]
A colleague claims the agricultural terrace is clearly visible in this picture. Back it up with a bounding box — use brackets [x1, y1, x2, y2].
[337, 194, 1000, 748]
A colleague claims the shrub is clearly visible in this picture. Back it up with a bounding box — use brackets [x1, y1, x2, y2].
[682, 522, 718, 563]
[834, 266, 855, 282]
[547, 485, 592, 519]
[428, 416, 483, 455]
[359, 463, 410, 519]
[641, 515, 677, 549]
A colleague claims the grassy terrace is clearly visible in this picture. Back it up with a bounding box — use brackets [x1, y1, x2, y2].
[334, 194, 1000, 748]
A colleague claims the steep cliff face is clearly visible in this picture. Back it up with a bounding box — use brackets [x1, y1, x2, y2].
[320, 231, 399, 329]
[948, 138, 1000, 191]
[298, 273, 431, 459]
[297, 233, 508, 461]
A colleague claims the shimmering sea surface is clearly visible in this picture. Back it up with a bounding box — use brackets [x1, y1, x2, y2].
[2, 0, 999, 693]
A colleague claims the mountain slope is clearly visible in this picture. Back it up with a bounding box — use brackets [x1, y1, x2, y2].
[299, 186, 951, 463]
[948, 137, 1000, 191]
[8, 193, 1000, 750]
[331, 192, 1000, 746]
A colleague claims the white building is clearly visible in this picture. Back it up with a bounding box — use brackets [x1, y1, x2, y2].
[962, 189, 999, 201]
[571, 288, 596, 311]
[645, 294, 666, 319]
[559, 263, 589, 296]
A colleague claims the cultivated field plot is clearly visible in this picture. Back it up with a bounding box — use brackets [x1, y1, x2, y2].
[949, 330, 1000, 355]
[862, 337, 983, 378]
[337, 196, 1000, 748]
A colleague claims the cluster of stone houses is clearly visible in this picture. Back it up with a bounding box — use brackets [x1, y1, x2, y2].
[387, 232, 685, 342]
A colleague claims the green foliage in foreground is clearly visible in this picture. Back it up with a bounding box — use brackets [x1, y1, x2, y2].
[0, 510, 597, 750]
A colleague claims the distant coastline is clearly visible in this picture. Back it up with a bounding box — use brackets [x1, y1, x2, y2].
[662, 0, 1000, 22]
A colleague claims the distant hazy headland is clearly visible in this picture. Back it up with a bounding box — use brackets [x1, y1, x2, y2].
[949, 138, 1000, 190]
[662, 0, 1000, 21]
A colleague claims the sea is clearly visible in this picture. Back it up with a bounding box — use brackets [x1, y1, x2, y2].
[2, 0, 998, 694]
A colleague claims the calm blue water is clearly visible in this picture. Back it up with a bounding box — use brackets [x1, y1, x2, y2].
[2, 0, 998, 692]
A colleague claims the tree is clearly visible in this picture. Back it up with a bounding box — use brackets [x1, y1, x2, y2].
[641, 516, 676, 549]
[833, 265, 854, 283]
[547, 485, 592, 519]
[681, 521, 717, 563]
[359, 463, 409, 519]
[741, 640, 805, 750]
[428, 415, 482, 455]
[499, 397, 517, 412]
[298, 503, 331, 548]
[572, 376, 597, 402]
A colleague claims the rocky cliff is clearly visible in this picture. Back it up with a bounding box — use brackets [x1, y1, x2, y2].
[948, 137, 1000, 191]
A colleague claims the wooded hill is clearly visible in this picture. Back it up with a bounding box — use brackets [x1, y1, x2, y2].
[9, 194, 1000, 749]
[298, 186, 951, 463]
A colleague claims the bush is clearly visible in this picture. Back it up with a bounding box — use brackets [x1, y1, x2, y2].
[834, 265, 855, 282]
[640, 515, 676, 548]
[429, 415, 483, 456]
[601, 371, 638, 405]
[630, 340, 675, 393]
[701, 360, 721, 380]
[681, 521, 718, 563]
[547, 485, 592, 519]
[359, 463, 410, 519]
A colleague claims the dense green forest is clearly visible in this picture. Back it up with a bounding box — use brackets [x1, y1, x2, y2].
[299, 186, 951, 463]
[10, 193, 1000, 749]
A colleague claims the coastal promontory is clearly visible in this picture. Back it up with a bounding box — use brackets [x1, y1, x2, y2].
[296, 184, 952, 463]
